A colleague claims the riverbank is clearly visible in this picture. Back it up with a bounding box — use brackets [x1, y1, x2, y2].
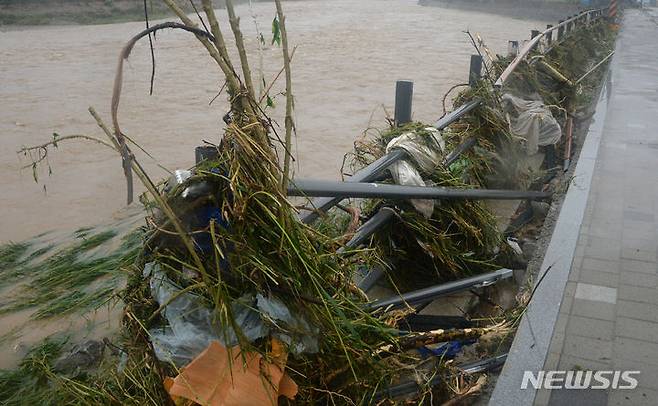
[0, 0, 259, 26]
[419, 0, 583, 21]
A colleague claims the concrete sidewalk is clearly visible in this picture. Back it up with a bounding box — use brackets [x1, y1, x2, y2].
[538, 9, 658, 406]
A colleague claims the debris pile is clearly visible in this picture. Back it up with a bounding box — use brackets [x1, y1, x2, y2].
[1, 4, 616, 405]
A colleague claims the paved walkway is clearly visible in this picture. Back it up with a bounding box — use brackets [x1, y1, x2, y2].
[538, 8, 658, 406]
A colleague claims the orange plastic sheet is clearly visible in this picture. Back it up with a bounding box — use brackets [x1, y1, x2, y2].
[166, 340, 298, 406]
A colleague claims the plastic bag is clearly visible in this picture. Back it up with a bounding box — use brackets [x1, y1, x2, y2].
[144, 263, 318, 366]
[256, 293, 319, 354]
[386, 127, 445, 218]
[502, 93, 561, 155]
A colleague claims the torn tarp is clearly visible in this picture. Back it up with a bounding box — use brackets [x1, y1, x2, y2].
[502, 94, 561, 155]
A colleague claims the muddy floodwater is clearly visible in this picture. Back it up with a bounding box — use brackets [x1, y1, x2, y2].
[0, 0, 546, 243]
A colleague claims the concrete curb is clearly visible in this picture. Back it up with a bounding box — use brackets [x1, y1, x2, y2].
[488, 61, 615, 404]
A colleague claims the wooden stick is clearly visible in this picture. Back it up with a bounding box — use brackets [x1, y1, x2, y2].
[274, 0, 295, 193]
[200, 0, 240, 97]
[225, 0, 256, 100]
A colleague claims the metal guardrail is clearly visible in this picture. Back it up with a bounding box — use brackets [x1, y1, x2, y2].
[298, 99, 482, 224]
[496, 7, 609, 87]
[300, 5, 601, 221]
[293, 8, 598, 342]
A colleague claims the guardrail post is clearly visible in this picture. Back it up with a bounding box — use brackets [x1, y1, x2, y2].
[557, 20, 564, 40]
[507, 40, 519, 57]
[530, 30, 540, 51]
[468, 55, 483, 87]
[546, 24, 553, 46]
[394, 80, 413, 126]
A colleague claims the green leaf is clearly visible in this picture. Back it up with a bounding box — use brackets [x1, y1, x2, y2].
[271, 17, 281, 46]
[259, 33, 265, 46]
[52, 132, 59, 148]
[32, 163, 38, 183]
[266, 95, 275, 109]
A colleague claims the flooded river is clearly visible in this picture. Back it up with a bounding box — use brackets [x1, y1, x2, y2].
[0, 0, 548, 243]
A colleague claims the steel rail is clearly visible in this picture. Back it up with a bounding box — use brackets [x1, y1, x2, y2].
[367, 268, 514, 311]
[289, 180, 552, 201]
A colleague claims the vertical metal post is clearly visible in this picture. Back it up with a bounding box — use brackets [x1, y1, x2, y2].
[546, 24, 553, 46]
[557, 20, 564, 40]
[530, 30, 540, 51]
[468, 55, 483, 87]
[507, 40, 519, 57]
[394, 80, 413, 126]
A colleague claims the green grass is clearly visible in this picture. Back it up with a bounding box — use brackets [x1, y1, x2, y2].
[0, 337, 69, 406]
[32, 286, 116, 320]
[0, 229, 142, 320]
[0, 330, 174, 406]
[0, 242, 30, 271]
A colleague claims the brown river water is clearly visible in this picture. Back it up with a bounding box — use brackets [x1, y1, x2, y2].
[0, 0, 549, 244]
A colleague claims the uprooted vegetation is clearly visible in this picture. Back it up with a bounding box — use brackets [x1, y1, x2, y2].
[1, 3, 615, 405]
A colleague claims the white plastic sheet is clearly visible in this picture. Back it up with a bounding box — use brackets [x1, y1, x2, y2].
[502, 93, 561, 155]
[386, 127, 445, 218]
